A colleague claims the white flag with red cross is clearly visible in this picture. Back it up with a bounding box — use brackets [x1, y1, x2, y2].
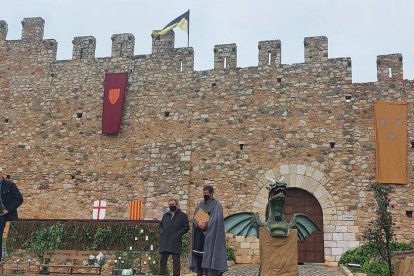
[92, 199, 107, 220]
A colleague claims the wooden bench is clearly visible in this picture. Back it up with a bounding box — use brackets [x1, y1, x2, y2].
[39, 250, 102, 275]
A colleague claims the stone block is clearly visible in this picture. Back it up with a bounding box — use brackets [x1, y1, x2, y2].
[336, 226, 348, 233]
[235, 236, 246, 242]
[312, 169, 324, 181]
[348, 226, 359, 233]
[295, 174, 304, 187]
[332, 233, 343, 241]
[251, 255, 261, 264]
[339, 241, 360, 248]
[279, 164, 289, 175]
[325, 261, 339, 267]
[343, 233, 356, 241]
[240, 242, 251, 249]
[313, 184, 327, 199]
[288, 164, 297, 175]
[302, 178, 319, 193]
[331, 247, 344, 255]
[297, 164, 306, 175]
[325, 241, 337, 247]
[256, 174, 268, 185]
[264, 169, 276, 181]
[324, 254, 336, 262]
[246, 236, 258, 243]
[251, 242, 260, 250]
[324, 232, 333, 240]
[305, 166, 315, 177]
[243, 255, 253, 264]
[289, 174, 296, 187]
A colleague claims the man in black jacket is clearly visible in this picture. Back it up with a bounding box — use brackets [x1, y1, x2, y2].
[0, 167, 23, 260]
[159, 198, 189, 276]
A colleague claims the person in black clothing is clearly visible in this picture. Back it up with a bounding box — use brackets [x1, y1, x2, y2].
[0, 167, 23, 261]
[159, 198, 189, 276]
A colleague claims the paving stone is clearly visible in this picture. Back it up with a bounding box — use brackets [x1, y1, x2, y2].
[224, 264, 344, 276]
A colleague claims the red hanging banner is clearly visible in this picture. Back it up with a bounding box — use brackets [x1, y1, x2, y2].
[102, 73, 128, 134]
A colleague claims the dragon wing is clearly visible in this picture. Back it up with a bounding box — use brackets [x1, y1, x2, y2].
[224, 212, 262, 238]
[289, 213, 321, 242]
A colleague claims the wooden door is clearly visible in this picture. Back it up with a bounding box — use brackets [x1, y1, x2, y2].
[285, 188, 324, 263]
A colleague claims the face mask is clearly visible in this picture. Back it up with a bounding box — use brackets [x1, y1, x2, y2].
[169, 205, 177, 212]
[203, 195, 210, 202]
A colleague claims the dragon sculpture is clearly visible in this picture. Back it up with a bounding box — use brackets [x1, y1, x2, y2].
[224, 177, 320, 241]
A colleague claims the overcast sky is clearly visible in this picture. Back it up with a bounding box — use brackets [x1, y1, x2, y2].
[2, 0, 413, 83]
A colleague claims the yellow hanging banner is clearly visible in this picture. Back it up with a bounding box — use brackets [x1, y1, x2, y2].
[374, 101, 407, 184]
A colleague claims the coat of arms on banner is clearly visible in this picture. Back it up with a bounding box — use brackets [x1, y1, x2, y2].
[92, 200, 107, 220]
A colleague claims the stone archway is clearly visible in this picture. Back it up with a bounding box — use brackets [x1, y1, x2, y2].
[252, 164, 348, 266]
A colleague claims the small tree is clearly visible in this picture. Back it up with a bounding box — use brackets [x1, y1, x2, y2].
[363, 183, 394, 276]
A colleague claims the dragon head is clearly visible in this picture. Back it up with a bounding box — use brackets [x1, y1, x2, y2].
[265, 176, 290, 237]
[265, 176, 287, 201]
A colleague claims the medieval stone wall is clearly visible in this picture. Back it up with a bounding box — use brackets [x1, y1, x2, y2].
[1, 17, 414, 265]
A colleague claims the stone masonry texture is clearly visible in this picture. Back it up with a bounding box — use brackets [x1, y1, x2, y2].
[1, 17, 414, 266]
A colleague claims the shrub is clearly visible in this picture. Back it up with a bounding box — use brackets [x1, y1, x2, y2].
[392, 241, 413, 251]
[339, 245, 374, 271]
[363, 260, 389, 276]
[226, 247, 236, 261]
[181, 232, 190, 257]
[341, 242, 413, 275]
[28, 224, 65, 259]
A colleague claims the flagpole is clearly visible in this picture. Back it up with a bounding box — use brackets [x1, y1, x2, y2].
[187, 9, 190, 47]
[98, 133, 102, 201]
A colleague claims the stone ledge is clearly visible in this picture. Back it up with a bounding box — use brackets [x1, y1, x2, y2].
[339, 264, 366, 276]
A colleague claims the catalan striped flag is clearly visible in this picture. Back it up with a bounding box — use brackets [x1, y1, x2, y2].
[129, 199, 143, 220]
[152, 10, 190, 39]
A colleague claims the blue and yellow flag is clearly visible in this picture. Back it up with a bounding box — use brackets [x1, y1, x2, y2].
[152, 10, 189, 38]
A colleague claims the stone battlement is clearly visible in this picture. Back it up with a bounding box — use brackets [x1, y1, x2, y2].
[0, 17, 405, 82]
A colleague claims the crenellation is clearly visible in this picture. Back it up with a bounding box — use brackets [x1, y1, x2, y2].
[41, 39, 58, 60]
[111, 33, 135, 58]
[304, 36, 328, 63]
[72, 36, 96, 60]
[258, 40, 281, 66]
[214, 43, 237, 70]
[327, 57, 352, 83]
[152, 30, 175, 54]
[377, 54, 403, 82]
[0, 20, 7, 40]
[21, 17, 44, 42]
[172, 47, 194, 73]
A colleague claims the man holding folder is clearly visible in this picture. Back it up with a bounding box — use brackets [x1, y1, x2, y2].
[190, 185, 228, 276]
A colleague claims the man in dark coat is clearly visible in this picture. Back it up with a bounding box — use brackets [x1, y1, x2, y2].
[0, 167, 23, 261]
[190, 185, 228, 276]
[159, 198, 189, 276]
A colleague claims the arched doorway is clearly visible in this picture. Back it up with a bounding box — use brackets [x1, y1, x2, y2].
[285, 188, 324, 263]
